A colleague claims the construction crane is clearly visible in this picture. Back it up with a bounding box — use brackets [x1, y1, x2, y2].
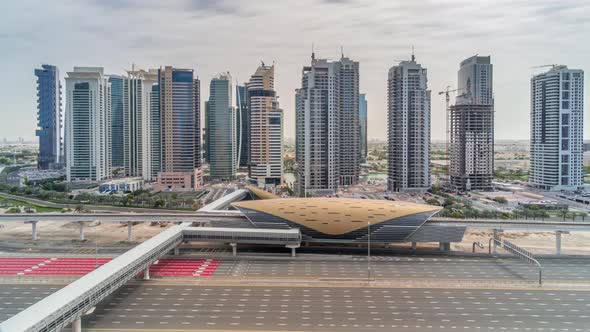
[532, 64, 558, 69]
[437, 86, 463, 187]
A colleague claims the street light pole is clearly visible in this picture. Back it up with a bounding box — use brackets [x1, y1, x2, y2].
[367, 221, 371, 281]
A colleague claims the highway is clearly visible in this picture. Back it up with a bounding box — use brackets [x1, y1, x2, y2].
[215, 256, 590, 282]
[1, 284, 590, 331]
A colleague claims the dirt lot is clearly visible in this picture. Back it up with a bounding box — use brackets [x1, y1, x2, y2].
[0, 220, 174, 247]
[456, 229, 590, 255]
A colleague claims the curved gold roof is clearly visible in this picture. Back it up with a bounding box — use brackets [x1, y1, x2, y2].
[245, 185, 280, 200]
[232, 198, 441, 235]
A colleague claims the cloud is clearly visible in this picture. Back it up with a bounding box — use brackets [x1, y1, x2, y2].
[1, 0, 590, 141]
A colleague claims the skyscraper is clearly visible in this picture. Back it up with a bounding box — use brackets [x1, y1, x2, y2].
[34, 64, 63, 169]
[122, 68, 158, 178]
[145, 81, 161, 182]
[449, 55, 494, 191]
[108, 76, 124, 169]
[236, 84, 249, 168]
[387, 55, 431, 192]
[156, 66, 202, 191]
[338, 57, 361, 186]
[247, 64, 283, 188]
[295, 53, 360, 196]
[65, 67, 111, 182]
[529, 66, 584, 191]
[206, 73, 236, 180]
[359, 93, 368, 162]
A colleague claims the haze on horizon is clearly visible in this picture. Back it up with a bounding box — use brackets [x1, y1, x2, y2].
[1, 0, 589, 141]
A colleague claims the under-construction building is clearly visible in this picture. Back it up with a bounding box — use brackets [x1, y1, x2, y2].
[449, 55, 494, 191]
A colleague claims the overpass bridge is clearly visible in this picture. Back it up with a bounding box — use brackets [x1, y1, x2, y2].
[1, 213, 589, 242]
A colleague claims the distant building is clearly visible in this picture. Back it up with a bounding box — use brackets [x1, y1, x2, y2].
[387, 54, 431, 192]
[108, 76, 124, 169]
[34, 64, 63, 169]
[65, 67, 111, 182]
[247, 64, 283, 188]
[359, 93, 368, 162]
[236, 84, 250, 168]
[295, 53, 360, 196]
[157, 66, 202, 190]
[99, 177, 145, 193]
[529, 66, 584, 191]
[206, 73, 236, 180]
[449, 55, 494, 191]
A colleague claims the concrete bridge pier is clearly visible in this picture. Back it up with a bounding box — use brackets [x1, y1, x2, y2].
[25, 221, 39, 240]
[127, 222, 133, 241]
[174, 247, 180, 256]
[230, 243, 237, 256]
[78, 221, 85, 241]
[72, 317, 81, 332]
[556, 231, 569, 256]
[411, 242, 417, 251]
[439, 242, 450, 252]
[143, 265, 150, 280]
[286, 245, 298, 257]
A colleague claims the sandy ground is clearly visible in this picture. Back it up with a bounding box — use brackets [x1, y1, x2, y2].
[456, 229, 590, 255]
[0, 220, 174, 247]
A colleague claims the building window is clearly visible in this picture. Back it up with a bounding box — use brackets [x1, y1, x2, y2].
[561, 139, 569, 151]
[562, 114, 570, 125]
[562, 101, 570, 109]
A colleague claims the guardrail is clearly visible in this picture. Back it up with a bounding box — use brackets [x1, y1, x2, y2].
[0, 224, 187, 332]
[489, 237, 543, 285]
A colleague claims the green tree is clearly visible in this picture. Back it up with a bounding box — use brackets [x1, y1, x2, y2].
[425, 199, 440, 206]
[558, 209, 570, 221]
[493, 197, 508, 204]
[450, 211, 465, 219]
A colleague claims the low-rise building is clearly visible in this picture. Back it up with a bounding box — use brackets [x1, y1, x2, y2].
[99, 177, 144, 194]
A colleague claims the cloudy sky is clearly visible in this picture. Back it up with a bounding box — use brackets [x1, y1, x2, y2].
[1, 0, 589, 141]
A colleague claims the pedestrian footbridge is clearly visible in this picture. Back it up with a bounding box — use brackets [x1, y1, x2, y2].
[0, 224, 301, 332]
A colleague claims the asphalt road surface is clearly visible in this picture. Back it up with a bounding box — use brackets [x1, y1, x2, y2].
[3, 284, 590, 331]
[215, 256, 590, 282]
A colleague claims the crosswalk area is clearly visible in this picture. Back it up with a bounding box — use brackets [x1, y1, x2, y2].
[0, 257, 222, 277]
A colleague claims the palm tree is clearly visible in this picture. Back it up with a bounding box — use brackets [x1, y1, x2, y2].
[558, 209, 569, 221]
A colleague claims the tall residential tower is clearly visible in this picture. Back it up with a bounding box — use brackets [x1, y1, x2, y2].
[295, 53, 360, 196]
[65, 67, 111, 182]
[34, 65, 63, 169]
[122, 68, 158, 179]
[449, 55, 494, 191]
[247, 64, 283, 188]
[387, 54, 431, 192]
[156, 66, 202, 190]
[529, 66, 584, 191]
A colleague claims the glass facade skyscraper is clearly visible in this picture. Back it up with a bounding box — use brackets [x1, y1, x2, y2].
[359, 93, 368, 162]
[108, 76, 124, 169]
[34, 64, 63, 169]
[236, 84, 249, 168]
[206, 73, 236, 180]
[157, 66, 202, 190]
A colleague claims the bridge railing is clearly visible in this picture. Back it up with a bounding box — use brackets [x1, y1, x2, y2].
[490, 236, 543, 285]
